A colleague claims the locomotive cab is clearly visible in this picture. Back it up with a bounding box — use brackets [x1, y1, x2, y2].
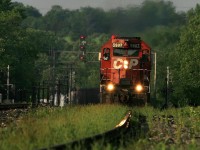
[100, 35, 151, 105]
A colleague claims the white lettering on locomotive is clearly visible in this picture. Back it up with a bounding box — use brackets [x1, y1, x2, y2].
[112, 43, 123, 48]
[129, 59, 139, 69]
[130, 43, 140, 49]
[113, 58, 123, 69]
[113, 59, 139, 69]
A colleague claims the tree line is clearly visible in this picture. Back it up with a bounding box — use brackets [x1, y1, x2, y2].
[0, 0, 199, 106]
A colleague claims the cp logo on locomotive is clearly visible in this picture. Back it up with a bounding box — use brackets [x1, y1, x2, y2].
[113, 58, 139, 69]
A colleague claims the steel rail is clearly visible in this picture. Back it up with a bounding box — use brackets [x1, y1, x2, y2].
[39, 110, 132, 150]
[0, 103, 30, 111]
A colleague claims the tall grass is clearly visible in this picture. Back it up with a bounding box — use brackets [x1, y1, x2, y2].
[125, 106, 200, 150]
[1, 104, 199, 150]
[0, 104, 128, 150]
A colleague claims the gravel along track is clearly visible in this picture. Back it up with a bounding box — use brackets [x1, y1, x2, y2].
[0, 108, 29, 128]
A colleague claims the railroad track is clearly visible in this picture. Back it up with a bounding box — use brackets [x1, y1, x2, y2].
[40, 110, 132, 150]
[0, 103, 30, 111]
[0, 104, 30, 128]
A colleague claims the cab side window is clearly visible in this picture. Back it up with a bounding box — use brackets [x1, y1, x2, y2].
[142, 49, 150, 62]
[103, 48, 110, 61]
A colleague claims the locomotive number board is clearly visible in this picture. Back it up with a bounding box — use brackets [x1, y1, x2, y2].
[112, 42, 141, 49]
[129, 43, 141, 49]
[112, 43, 123, 48]
[112, 38, 141, 49]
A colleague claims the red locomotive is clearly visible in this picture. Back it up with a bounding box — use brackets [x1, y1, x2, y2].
[100, 35, 151, 104]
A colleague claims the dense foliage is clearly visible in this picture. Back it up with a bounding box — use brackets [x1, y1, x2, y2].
[0, 0, 199, 105]
[172, 5, 200, 106]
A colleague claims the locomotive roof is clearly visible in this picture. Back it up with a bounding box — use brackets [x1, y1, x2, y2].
[115, 37, 141, 40]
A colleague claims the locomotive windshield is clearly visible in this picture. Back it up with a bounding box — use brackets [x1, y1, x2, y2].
[113, 49, 139, 57]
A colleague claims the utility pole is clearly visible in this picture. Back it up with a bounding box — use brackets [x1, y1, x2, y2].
[53, 50, 56, 84]
[6, 65, 10, 101]
[163, 66, 170, 108]
[153, 52, 157, 100]
[166, 66, 170, 105]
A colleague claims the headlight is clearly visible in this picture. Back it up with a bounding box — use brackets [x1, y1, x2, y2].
[107, 83, 114, 91]
[135, 84, 143, 92]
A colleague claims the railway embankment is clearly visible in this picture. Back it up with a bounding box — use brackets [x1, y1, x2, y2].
[0, 105, 199, 150]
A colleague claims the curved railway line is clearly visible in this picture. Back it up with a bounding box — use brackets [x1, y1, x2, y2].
[40, 110, 132, 150]
[0, 103, 30, 111]
[1, 103, 198, 149]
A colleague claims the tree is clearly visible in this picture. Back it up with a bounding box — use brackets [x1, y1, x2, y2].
[0, 0, 12, 11]
[172, 5, 200, 106]
[80, 7, 109, 34]
[139, 0, 185, 29]
[43, 5, 71, 35]
[0, 1, 23, 75]
[0, 0, 24, 98]
[13, 3, 43, 29]
[0, 0, 66, 92]
[15, 29, 66, 85]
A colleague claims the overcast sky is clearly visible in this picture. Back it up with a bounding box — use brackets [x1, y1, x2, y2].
[12, 0, 200, 15]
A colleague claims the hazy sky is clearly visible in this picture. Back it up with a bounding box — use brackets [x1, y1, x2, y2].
[12, 0, 200, 15]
